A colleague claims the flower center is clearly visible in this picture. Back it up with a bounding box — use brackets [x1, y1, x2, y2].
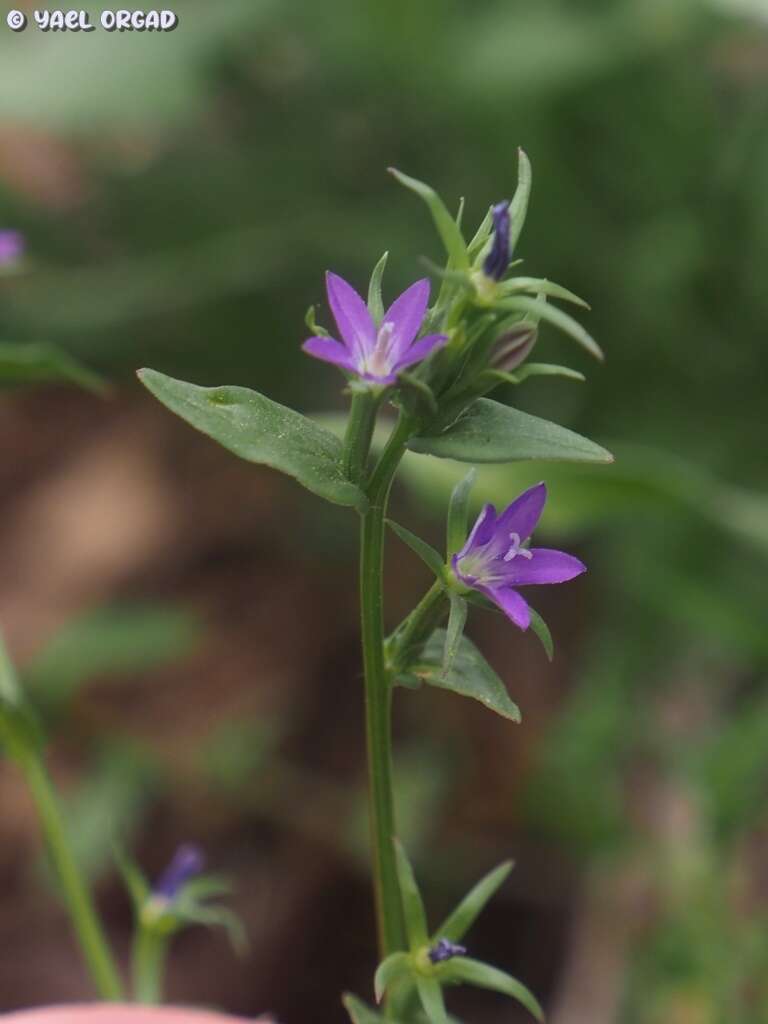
[366, 320, 396, 376]
[503, 532, 533, 562]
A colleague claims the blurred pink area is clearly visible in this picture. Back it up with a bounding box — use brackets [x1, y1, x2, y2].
[0, 1007, 272, 1023]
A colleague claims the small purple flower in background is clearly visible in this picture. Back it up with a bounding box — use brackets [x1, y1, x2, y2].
[452, 482, 586, 630]
[303, 272, 447, 387]
[152, 843, 205, 902]
[428, 937, 467, 964]
[0, 230, 25, 266]
[482, 201, 510, 282]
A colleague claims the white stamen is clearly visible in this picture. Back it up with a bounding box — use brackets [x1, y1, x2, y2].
[503, 531, 533, 562]
[366, 321, 396, 375]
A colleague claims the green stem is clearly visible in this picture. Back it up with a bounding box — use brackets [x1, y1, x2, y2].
[343, 391, 380, 483]
[387, 581, 449, 673]
[132, 926, 167, 1004]
[24, 757, 124, 999]
[359, 414, 414, 958]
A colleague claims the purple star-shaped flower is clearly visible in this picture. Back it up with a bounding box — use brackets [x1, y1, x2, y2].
[303, 272, 447, 387]
[482, 201, 510, 282]
[452, 483, 586, 630]
[0, 230, 24, 265]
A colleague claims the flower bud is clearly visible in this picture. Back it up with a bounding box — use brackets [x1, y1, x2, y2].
[489, 323, 538, 372]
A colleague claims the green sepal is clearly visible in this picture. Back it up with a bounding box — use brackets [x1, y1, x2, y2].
[498, 277, 589, 308]
[388, 169, 469, 271]
[395, 372, 438, 418]
[305, 305, 330, 338]
[407, 629, 521, 723]
[528, 607, 554, 661]
[508, 148, 532, 257]
[416, 976, 449, 1024]
[513, 363, 585, 384]
[374, 951, 412, 1003]
[113, 844, 151, 911]
[495, 294, 603, 361]
[418, 257, 474, 289]
[446, 468, 476, 557]
[138, 369, 368, 512]
[434, 860, 514, 943]
[467, 205, 494, 260]
[0, 341, 105, 394]
[367, 252, 389, 326]
[387, 520, 446, 581]
[440, 957, 543, 1022]
[394, 839, 429, 948]
[442, 595, 468, 679]
[409, 399, 613, 465]
[342, 994, 391, 1024]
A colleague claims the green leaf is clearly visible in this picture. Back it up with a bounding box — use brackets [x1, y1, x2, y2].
[513, 362, 585, 384]
[0, 630, 42, 762]
[499, 277, 589, 308]
[496, 294, 603, 360]
[388, 169, 469, 270]
[435, 860, 513, 943]
[396, 372, 438, 418]
[409, 399, 613, 465]
[342, 994, 388, 1024]
[446, 468, 476, 556]
[442, 595, 467, 679]
[374, 952, 412, 1003]
[416, 977, 449, 1024]
[508, 149, 532, 256]
[0, 342, 105, 393]
[367, 251, 389, 325]
[410, 630, 521, 722]
[394, 839, 429, 948]
[441, 957, 543, 1021]
[138, 369, 368, 512]
[528, 607, 554, 661]
[387, 521, 446, 580]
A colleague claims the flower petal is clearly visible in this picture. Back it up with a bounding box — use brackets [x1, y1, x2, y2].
[495, 482, 547, 543]
[382, 278, 431, 360]
[455, 503, 497, 561]
[302, 335, 356, 373]
[325, 272, 375, 360]
[506, 548, 586, 585]
[392, 333, 448, 374]
[477, 584, 530, 630]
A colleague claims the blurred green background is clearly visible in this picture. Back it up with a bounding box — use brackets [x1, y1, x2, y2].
[0, 1, 767, 1021]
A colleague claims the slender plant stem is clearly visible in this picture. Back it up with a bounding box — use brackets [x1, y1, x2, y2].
[387, 581, 449, 673]
[132, 926, 167, 1004]
[343, 391, 380, 484]
[24, 757, 124, 999]
[359, 413, 414, 958]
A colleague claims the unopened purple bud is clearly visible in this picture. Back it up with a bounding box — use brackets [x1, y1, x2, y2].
[0, 230, 24, 265]
[482, 201, 510, 281]
[428, 937, 467, 964]
[153, 843, 204, 901]
[490, 322, 538, 372]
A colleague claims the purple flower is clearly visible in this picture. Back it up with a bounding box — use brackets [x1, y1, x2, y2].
[153, 843, 205, 902]
[303, 272, 447, 387]
[0, 230, 24, 265]
[482, 201, 510, 281]
[429, 937, 467, 963]
[452, 483, 586, 630]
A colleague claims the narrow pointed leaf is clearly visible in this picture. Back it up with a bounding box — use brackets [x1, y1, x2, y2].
[397, 372, 438, 418]
[442, 595, 467, 679]
[113, 845, 150, 910]
[342, 995, 388, 1024]
[508, 149, 532, 255]
[394, 839, 429, 948]
[387, 521, 445, 580]
[410, 630, 521, 722]
[138, 369, 367, 511]
[389, 169, 469, 270]
[416, 977, 449, 1024]
[441, 958, 543, 1021]
[467, 206, 494, 260]
[435, 860, 513, 943]
[409, 399, 613, 465]
[513, 362, 585, 384]
[367, 252, 389, 325]
[0, 341, 105, 393]
[374, 952, 412, 1003]
[0, 630, 42, 762]
[496, 295, 603, 360]
[500, 277, 589, 308]
[528, 607, 554, 661]
[446, 468, 476, 556]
